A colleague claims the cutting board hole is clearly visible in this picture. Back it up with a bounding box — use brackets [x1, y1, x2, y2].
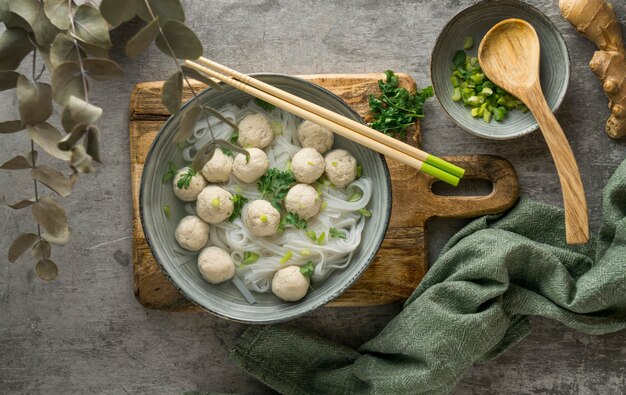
[432, 178, 493, 196]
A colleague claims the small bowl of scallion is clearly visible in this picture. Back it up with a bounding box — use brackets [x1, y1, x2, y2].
[430, 0, 570, 140]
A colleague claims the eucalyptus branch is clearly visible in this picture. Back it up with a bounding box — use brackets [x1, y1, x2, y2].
[68, 0, 89, 102]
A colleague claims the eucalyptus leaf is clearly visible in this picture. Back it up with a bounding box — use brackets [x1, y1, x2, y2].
[202, 106, 239, 131]
[31, 165, 74, 197]
[8, 233, 39, 262]
[31, 196, 69, 239]
[0, 28, 34, 70]
[0, 120, 24, 134]
[44, 0, 72, 30]
[181, 65, 222, 92]
[16, 76, 53, 125]
[1, 196, 36, 210]
[50, 33, 83, 69]
[72, 4, 112, 49]
[136, 0, 184, 23]
[32, 240, 51, 261]
[0, 0, 31, 30]
[70, 144, 94, 173]
[161, 71, 182, 114]
[58, 123, 87, 151]
[36, 259, 58, 280]
[172, 104, 202, 144]
[155, 20, 203, 59]
[41, 232, 70, 245]
[8, 0, 38, 31]
[66, 95, 102, 125]
[191, 143, 216, 173]
[125, 18, 159, 59]
[51, 61, 86, 104]
[27, 123, 72, 160]
[0, 70, 21, 91]
[32, 2, 59, 47]
[82, 58, 124, 81]
[86, 125, 101, 163]
[100, 0, 136, 28]
[0, 151, 37, 170]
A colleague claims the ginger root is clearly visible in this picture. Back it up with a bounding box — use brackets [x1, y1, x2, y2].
[560, 0, 626, 139]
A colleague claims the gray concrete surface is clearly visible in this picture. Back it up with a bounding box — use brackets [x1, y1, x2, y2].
[1, 0, 625, 393]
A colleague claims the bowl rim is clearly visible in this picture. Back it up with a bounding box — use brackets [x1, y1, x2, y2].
[139, 72, 393, 323]
[429, 0, 571, 140]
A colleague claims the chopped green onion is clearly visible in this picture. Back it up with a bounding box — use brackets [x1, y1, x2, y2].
[300, 249, 311, 257]
[280, 250, 293, 264]
[241, 251, 260, 266]
[270, 120, 282, 136]
[317, 232, 326, 245]
[260, 214, 268, 223]
[305, 230, 317, 241]
[163, 205, 171, 218]
[358, 208, 372, 217]
[356, 164, 363, 178]
[463, 36, 474, 50]
[331, 161, 338, 167]
[348, 191, 362, 202]
[320, 200, 327, 210]
[211, 198, 221, 208]
[329, 227, 346, 239]
[451, 87, 462, 101]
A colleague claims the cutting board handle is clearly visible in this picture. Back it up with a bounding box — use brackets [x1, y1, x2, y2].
[418, 155, 519, 220]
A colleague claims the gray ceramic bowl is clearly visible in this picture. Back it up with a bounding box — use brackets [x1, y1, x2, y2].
[430, 0, 570, 140]
[140, 74, 392, 324]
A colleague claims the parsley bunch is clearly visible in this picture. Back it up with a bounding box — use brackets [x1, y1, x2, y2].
[257, 168, 296, 210]
[229, 194, 248, 222]
[368, 70, 434, 140]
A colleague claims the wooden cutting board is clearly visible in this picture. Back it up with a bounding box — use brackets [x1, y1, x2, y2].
[129, 73, 519, 310]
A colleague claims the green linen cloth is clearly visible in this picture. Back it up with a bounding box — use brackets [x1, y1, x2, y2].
[230, 159, 626, 395]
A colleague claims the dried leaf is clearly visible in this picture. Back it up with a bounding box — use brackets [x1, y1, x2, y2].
[1, 196, 36, 209]
[191, 143, 216, 173]
[58, 123, 87, 150]
[8, 233, 39, 262]
[0, 151, 37, 170]
[8, 0, 39, 31]
[36, 259, 58, 280]
[51, 61, 86, 105]
[125, 18, 159, 59]
[0, 0, 31, 30]
[78, 41, 109, 59]
[100, 0, 136, 27]
[0, 70, 21, 91]
[86, 125, 101, 162]
[50, 33, 83, 69]
[0, 120, 24, 134]
[202, 106, 239, 131]
[31, 240, 51, 261]
[31, 2, 59, 47]
[0, 28, 34, 70]
[136, 0, 184, 23]
[27, 123, 71, 160]
[65, 95, 102, 125]
[32, 196, 69, 239]
[72, 4, 112, 49]
[16, 76, 53, 125]
[44, 0, 73, 30]
[172, 103, 202, 144]
[161, 71, 182, 114]
[31, 165, 74, 197]
[82, 58, 124, 81]
[70, 144, 94, 173]
[155, 20, 203, 59]
[181, 65, 222, 92]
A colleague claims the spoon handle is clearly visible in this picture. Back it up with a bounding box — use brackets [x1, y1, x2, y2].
[526, 85, 589, 244]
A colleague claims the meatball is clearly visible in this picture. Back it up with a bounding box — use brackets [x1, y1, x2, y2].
[284, 184, 321, 219]
[297, 120, 334, 154]
[272, 265, 309, 302]
[196, 185, 234, 224]
[201, 149, 233, 183]
[237, 113, 273, 149]
[174, 215, 209, 251]
[291, 147, 324, 184]
[244, 199, 280, 237]
[324, 149, 357, 188]
[172, 166, 207, 201]
[198, 246, 236, 284]
[233, 148, 269, 183]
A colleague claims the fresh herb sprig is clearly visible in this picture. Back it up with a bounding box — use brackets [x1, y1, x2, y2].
[162, 162, 178, 184]
[300, 261, 315, 278]
[255, 98, 276, 112]
[257, 168, 296, 210]
[286, 212, 308, 230]
[229, 194, 248, 222]
[176, 167, 197, 189]
[221, 148, 234, 157]
[329, 227, 346, 239]
[368, 70, 434, 140]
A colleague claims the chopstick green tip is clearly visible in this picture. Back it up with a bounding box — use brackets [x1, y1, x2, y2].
[425, 155, 465, 179]
[421, 163, 460, 186]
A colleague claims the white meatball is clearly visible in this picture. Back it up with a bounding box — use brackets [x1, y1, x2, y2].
[291, 147, 324, 184]
[174, 215, 209, 251]
[284, 184, 321, 219]
[272, 266, 309, 302]
[197, 246, 236, 284]
[201, 149, 233, 183]
[297, 120, 334, 154]
[232, 148, 269, 183]
[244, 199, 280, 237]
[196, 185, 234, 224]
[173, 167, 207, 201]
[324, 149, 357, 188]
[237, 113, 273, 149]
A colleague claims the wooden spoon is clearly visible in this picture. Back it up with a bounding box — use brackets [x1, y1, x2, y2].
[478, 18, 589, 244]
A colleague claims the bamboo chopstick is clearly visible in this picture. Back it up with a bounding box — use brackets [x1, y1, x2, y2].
[184, 60, 461, 186]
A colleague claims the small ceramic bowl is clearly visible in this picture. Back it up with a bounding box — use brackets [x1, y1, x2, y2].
[140, 74, 392, 324]
[430, 0, 570, 140]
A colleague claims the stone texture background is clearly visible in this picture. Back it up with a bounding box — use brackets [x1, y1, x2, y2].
[1, 0, 625, 393]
